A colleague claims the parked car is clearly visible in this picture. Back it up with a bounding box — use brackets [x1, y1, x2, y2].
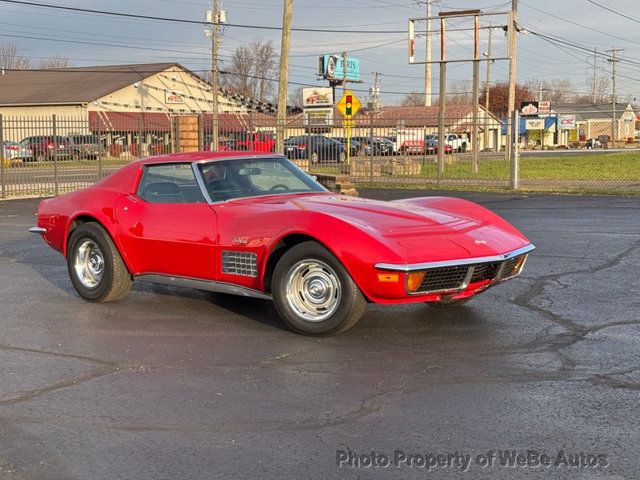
[30, 152, 534, 335]
[424, 135, 453, 155]
[67, 134, 106, 160]
[2, 140, 32, 161]
[352, 136, 393, 156]
[445, 133, 468, 153]
[231, 132, 276, 152]
[333, 137, 361, 157]
[284, 135, 346, 163]
[19, 136, 70, 162]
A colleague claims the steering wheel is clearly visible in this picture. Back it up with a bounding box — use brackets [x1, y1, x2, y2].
[268, 184, 290, 192]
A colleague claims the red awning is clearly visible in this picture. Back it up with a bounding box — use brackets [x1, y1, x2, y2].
[89, 111, 172, 132]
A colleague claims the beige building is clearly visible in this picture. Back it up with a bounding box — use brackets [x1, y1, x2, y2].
[0, 63, 247, 142]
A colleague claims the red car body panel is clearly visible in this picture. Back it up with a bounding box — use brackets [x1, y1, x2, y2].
[35, 151, 533, 305]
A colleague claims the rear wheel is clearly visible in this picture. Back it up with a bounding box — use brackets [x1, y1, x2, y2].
[67, 222, 131, 302]
[272, 241, 366, 335]
[338, 151, 346, 163]
[310, 151, 319, 164]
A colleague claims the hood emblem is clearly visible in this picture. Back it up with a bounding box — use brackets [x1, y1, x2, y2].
[233, 237, 248, 245]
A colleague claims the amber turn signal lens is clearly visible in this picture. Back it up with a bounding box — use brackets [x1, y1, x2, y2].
[407, 271, 426, 292]
[377, 273, 400, 283]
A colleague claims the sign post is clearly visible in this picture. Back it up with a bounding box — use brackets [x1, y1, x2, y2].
[336, 90, 362, 165]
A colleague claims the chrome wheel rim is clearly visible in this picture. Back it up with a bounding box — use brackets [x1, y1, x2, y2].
[285, 260, 342, 322]
[74, 239, 104, 288]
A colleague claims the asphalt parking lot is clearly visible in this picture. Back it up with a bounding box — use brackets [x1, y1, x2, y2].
[1, 190, 639, 479]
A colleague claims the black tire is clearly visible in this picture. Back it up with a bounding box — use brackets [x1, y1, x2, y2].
[271, 241, 366, 336]
[67, 222, 132, 303]
[461, 143, 467, 153]
[338, 151, 346, 163]
[36, 151, 47, 162]
[310, 151, 319, 164]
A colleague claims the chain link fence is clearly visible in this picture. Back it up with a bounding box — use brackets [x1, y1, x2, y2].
[1, 110, 639, 199]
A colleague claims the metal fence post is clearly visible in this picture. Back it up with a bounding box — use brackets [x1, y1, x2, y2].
[97, 116, 103, 179]
[510, 110, 519, 190]
[52, 114, 59, 196]
[369, 112, 374, 185]
[0, 114, 5, 199]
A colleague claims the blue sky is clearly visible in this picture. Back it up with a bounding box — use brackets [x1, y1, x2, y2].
[0, 0, 638, 104]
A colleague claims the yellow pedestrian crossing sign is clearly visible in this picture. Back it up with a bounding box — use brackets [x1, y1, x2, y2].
[336, 90, 362, 119]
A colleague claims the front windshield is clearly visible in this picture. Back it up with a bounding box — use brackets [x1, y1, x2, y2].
[198, 156, 325, 202]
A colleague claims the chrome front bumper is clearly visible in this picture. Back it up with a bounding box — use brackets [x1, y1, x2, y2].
[375, 244, 535, 296]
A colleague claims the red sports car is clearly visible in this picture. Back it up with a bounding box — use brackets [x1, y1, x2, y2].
[30, 152, 534, 335]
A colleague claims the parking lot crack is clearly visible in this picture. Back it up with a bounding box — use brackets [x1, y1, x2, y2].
[0, 343, 121, 406]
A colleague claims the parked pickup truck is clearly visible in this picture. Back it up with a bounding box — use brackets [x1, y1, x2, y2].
[444, 133, 468, 153]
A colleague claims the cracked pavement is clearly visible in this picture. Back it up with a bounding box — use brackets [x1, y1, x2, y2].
[0, 191, 639, 479]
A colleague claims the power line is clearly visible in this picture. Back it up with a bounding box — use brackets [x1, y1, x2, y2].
[0, 0, 409, 33]
[520, 1, 640, 48]
[586, 0, 640, 24]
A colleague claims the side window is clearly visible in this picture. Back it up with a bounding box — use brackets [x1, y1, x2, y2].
[137, 163, 205, 204]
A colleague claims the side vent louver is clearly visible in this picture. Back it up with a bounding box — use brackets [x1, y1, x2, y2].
[222, 251, 258, 277]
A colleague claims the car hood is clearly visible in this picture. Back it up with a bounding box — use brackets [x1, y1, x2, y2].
[253, 194, 530, 263]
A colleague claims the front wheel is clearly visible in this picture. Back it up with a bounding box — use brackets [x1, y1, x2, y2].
[67, 222, 132, 302]
[310, 151, 319, 164]
[272, 241, 366, 335]
[338, 151, 346, 163]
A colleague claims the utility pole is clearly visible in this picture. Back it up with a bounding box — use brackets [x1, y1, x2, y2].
[471, 13, 480, 173]
[424, 0, 433, 106]
[506, 0, 518, 188]
[275, 0, 293, 154]
[483, 25, 493, 150]
[538, 82, 544, 103]
[342, 51, 347, 96]
[210, 0, 220, 151]
[607, 48, 622, 147]
[591, 48, 597, 103]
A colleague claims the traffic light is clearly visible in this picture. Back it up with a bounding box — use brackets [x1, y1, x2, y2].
[346, 95, 352, 116]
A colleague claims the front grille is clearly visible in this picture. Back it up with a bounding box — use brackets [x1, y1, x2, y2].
[500, 254, 526, 280]
[221, 251, 258, 277]
[418, 265, 470, 292]
[470, 262, 500, 282]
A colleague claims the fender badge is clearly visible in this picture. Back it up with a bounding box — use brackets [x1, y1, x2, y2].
[474, 239, 487, 245]
[233, 237, 248, 245]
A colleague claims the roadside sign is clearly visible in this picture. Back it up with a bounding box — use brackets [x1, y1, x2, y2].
[525, 118, 545, 130]
[336, 90, 362, 118]
[520, 101, 539, 116]
[558, 115, 576, 129]
[539, 101, 551, 116]
[342, 119, 356, 128]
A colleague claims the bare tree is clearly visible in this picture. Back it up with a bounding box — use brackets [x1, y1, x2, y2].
[221, 38, 276, 102]
[36, 55, 71, 69]
[585, 76, 611, 103]
[401, 92, 426, 107]
[525, 78, 576, 103]
[447, 80, 473, 105]
[287, 86, 304, 109]
[0, 41, 30, 69]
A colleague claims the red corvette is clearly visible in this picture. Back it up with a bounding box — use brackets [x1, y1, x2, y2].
[30, 152, 534, 335]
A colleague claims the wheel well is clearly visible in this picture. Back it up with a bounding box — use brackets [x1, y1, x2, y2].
[263, 233, 319, 294]
[65, 215, 106, 255]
